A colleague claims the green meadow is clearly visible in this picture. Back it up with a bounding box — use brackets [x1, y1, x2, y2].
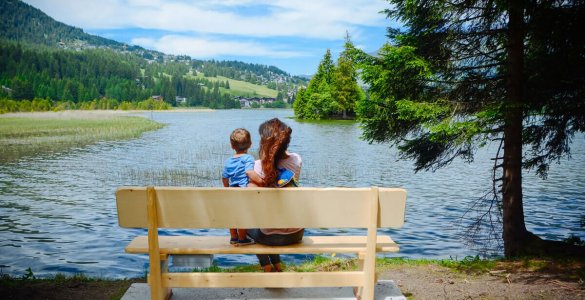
[189, 73, 278, 98]
[0, 115, 163, 163]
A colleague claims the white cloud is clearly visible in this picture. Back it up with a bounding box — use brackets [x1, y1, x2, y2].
[132, 35, 307, 58]
[126, 0, 164, 7]
[24, 0, 389, 40]
[23, 0, 392, 73]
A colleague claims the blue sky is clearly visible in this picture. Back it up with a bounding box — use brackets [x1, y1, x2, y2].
[23, 0, 395, 75]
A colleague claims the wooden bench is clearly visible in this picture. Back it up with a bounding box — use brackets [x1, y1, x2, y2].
[116, 186, 407, 300]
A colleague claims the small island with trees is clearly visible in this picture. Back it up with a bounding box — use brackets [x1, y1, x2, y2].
[293, 34, 364, 120]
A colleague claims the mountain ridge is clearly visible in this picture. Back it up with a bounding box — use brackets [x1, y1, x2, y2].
[0, 0, 304, 85]
[0, 0, 306, 108]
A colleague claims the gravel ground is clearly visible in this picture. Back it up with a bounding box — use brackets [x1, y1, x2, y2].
[385, 264, 584, 300]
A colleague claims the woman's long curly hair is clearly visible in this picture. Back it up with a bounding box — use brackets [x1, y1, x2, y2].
[258, 118, 292, 187]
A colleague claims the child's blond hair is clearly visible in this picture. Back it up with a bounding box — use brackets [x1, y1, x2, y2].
[230, 128, 251, 152]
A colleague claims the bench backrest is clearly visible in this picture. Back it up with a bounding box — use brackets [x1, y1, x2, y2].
[116, 187, 406, 229]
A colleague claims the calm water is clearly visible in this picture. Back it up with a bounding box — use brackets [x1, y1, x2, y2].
[0, 109, 584, 278]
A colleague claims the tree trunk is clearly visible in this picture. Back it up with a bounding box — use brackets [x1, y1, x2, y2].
[502, 108, 531, 256]
[500, 0, 585, 258]
[502, 0, 531, 257]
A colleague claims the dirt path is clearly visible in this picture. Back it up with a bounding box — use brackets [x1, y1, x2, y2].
[385, 264, 584, 299]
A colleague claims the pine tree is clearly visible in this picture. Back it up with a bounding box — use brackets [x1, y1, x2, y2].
[354, 0, 585, 256]
[293, 87, 307, 118]
[294, 49, 336, 119]
[333, 34, 363, 118]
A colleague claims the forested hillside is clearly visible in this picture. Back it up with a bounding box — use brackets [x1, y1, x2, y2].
[0, 0, 307, 111]
[0, 42, 240, 109]
[194, 60, 306, 89]
[0, 0, 148, 53]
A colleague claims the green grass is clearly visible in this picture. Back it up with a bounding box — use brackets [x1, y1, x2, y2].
[200, 256, 508, 275]
[0, 270, 138, 300]
[198, 256, 493, 274]
[0, 116, 164, 163]
[291, 117, 358, 124]
[377, 255, 584, 278]
[378, 257, 441, 267]
[380, 256, 503, 275]
[290, 255, 359, 272]
[0, 269, 107, 285]
[188, 256, 505, 274]
[436, 255, 498, 274]
[189, 73, 278, 98]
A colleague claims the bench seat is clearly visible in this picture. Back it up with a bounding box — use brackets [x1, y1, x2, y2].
[125, 235, 400, 255]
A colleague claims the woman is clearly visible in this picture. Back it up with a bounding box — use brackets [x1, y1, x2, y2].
[247, 118, 303, 272]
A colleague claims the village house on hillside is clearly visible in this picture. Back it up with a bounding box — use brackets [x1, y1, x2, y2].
[237, 96, 276, 108]
[175, 96, 187, 105]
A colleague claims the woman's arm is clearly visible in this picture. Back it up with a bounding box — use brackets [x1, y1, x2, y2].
[246, 170, 264, 186]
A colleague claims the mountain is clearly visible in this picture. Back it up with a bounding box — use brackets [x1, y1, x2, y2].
[3, 1, 118, 50]
[0, 0, 162, 57]
[0, 0, 306, 108]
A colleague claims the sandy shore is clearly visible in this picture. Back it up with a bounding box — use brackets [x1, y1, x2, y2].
[0, 108, 214, 119]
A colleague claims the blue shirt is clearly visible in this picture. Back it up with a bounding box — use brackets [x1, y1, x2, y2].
[222, 154, 255, 187]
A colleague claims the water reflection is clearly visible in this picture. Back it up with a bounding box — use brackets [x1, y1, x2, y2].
[0, 109, 583, 278]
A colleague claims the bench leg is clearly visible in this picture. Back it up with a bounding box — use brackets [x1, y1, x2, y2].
[161, 258, 172, 300]
[150, 256, 172, 300]
[353, 287, 363, 300]
[151, 284, 172, 300]
[354, 253, 364, 299]
[354, 273, 378, 300]
[356, 252, 377, 300]
[146, 187, 172, 300]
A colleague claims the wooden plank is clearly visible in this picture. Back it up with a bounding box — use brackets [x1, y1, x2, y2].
[378, 188, 407, 228]
[116, 187, 147, 228]
[155, 271, 365, 288]
[117, 187, 407, 229]
[156, 187, 372, 228]
[125, 235, 400, 254]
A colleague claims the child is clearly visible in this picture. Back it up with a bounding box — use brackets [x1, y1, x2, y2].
[221, 128, 261, 246]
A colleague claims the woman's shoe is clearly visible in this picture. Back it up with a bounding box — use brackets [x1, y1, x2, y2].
[236, 238, 255, 246]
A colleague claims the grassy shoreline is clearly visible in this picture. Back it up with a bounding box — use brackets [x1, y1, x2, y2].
[0, 113, 164, 163]
[0, 108, 214, 118]
[1, 256, 583, 300]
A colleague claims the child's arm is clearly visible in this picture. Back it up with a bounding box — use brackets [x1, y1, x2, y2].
[246, 170, 264, 186]
[222, 177, 229, 187]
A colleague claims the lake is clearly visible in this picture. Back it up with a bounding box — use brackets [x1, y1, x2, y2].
[0, 109, 583, 278]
